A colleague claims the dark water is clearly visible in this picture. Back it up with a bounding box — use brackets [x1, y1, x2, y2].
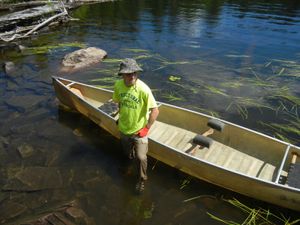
[0, 0, 300, 224]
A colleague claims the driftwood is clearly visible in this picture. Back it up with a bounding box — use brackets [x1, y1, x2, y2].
[0, 8, 68, 42]
[0, 1, 69, 42]
[0, 1, 114, 42]
[0, 1, 56, 10]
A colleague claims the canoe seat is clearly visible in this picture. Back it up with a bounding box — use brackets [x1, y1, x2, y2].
[70, 87, 83, 98]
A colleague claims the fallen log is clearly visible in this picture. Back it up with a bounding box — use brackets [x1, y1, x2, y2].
[0, 3, 65, 32]
[0, 1, 114, 42]
[0, 8, 68, 42]
[0, 1, 55, 11]
[0, 1, 69, 42]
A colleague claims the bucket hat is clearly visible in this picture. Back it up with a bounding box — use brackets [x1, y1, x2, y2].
[118, 58, 143, 75]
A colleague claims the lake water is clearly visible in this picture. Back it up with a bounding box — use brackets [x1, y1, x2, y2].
[0, 0, 299, 224]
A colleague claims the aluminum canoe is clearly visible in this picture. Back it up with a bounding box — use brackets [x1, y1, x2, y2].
[52, 76, 300, 211]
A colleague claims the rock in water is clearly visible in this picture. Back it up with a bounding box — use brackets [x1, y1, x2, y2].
[61, 47, 107, 72]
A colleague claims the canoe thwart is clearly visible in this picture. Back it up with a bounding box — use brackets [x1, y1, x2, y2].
[207, 119, 225, 132]
[98, 99, 119, 117]
[193, 134, 213, 148]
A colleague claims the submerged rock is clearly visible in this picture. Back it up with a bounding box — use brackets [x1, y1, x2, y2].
[61, 47, 107, 72]
[17, 143, 34, 158]
[17, 201, 95, 225]
[3, 61, 16, 75]
[3, 166, 63, 191]
[0, 199, 95, 224]
[0, 201, 28, 223]
[5, 94, 46, 112]
[0, 136, 9, 148]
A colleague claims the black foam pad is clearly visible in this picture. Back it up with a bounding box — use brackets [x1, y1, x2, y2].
[207, 119, 225, 132]
[193, 135, 213, 148]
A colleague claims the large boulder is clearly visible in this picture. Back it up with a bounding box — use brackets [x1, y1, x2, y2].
[61, 47, 107, 72]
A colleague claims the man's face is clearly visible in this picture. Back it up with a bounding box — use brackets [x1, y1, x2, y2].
[122, 72, 138, 86]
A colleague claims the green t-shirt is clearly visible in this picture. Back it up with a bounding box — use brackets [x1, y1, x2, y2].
[113, 79, 157, 135]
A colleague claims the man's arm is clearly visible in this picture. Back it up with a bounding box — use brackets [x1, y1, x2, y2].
[146, 107, 159, 129]
[137, 107, 159, 137]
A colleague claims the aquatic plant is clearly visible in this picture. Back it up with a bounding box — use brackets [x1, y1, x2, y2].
[207, 198, 300, 225]
[23, 42, 86, 55]
[90, 76, 117, 83]
[152, 54, 203, 71]
[102, 58, 123, 63]
[161, 91, 185, 102]
[122, 48, 150, 53]
[259, 121, 300, 144]
[221, 81, 244, 89]
[226, 97, 272, 120]
[95, 69, 117, 75]
[204, 85, 228, 97]
[169, 75, 181, 82]
[180, 176, 192, 190]
[225, 54, 251, 58]
[189, 105, 220, 118]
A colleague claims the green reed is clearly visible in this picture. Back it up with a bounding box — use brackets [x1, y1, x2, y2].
[90, 76, 117, 83]
[226, 97, 272, 120]
[161, 91, 185, 102]
[102, 58, 123, 63]
[259, 121, 300, 144]
[207, 198, 300, 225]
[121, 48, 150, 53]
[189, 105, 220, 118]
[23, 42, 86, 55]
[180, 176, 192, 190]
[152, 54, 203, 71]
[204, 85, 228, 97]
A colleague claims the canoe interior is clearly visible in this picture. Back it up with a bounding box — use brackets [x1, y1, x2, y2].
[54, 77, 300, 187]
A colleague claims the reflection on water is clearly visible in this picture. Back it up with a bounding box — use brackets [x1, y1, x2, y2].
[0, 0, 300, 224]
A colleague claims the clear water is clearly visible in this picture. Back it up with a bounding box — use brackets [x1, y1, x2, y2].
[0, 0, 299, 224]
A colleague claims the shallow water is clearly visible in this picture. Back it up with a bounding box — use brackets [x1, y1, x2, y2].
[0, 0, 300, 224]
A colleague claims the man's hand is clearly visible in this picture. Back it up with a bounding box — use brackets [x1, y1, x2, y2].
[138, 127, 149, 137]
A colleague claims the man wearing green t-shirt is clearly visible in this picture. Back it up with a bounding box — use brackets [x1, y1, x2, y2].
[113, 58, 159, 193]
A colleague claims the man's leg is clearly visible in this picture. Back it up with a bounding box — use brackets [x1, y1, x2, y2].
[134, 136, 148, 192]
[120, 133, 135, 159]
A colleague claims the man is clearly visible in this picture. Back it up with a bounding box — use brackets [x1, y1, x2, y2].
[113, 58, 159, 193]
